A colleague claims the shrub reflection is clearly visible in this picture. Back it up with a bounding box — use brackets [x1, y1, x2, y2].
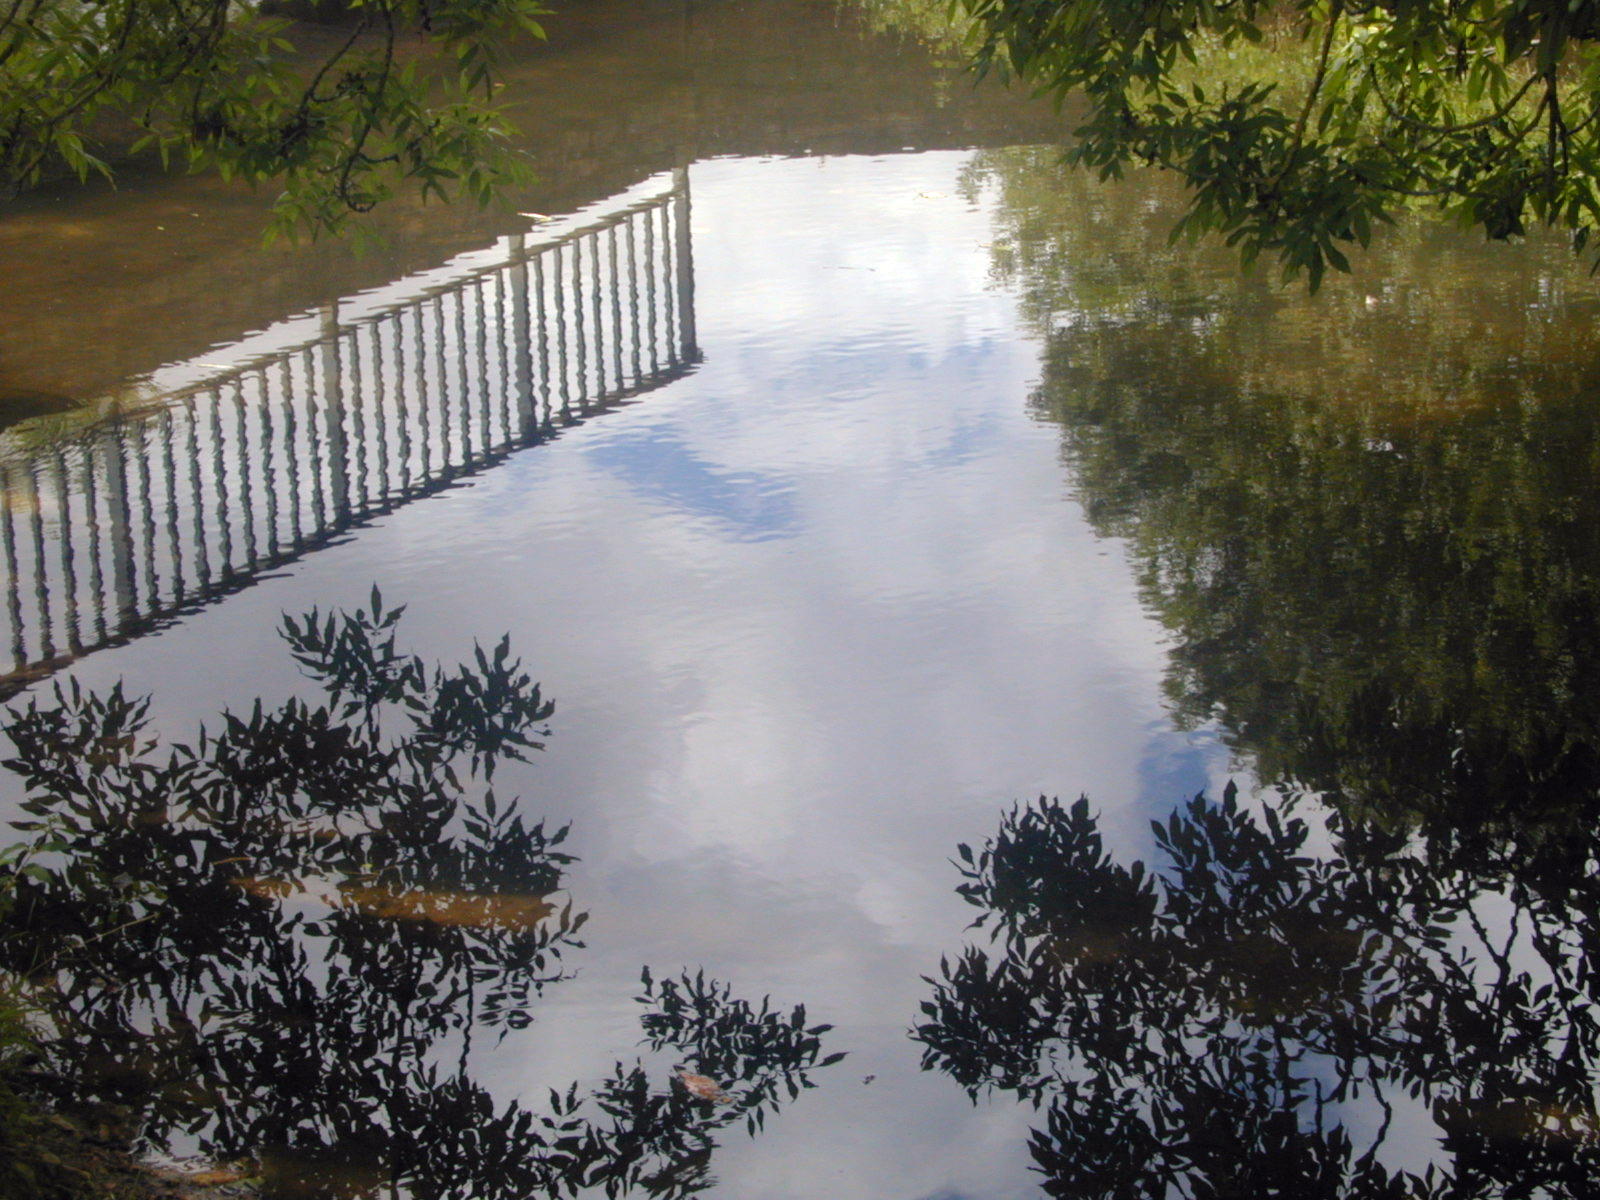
[0, 591, 839, 1199]
[916, 787, 1600, 1198]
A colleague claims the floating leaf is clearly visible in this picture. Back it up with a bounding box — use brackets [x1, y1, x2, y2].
[677, 1071, 732, 1104]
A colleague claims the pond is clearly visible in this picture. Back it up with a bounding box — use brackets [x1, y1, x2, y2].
[2, 1, 1599, 1197]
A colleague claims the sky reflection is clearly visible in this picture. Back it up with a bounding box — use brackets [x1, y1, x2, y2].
[11, 153, 1222, 1198]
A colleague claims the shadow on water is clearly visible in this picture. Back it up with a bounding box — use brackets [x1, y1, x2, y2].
[0, 590, 840, 1199]
[915, 787, 1600, 1197]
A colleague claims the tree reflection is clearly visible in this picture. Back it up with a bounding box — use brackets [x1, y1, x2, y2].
[1042, 312, 1600, 882]
[913, 146, 1600, 1197]
[916, 788, 1600, 1198]
[963, 148, 1600, 884]
[0, 591, 839, 1199]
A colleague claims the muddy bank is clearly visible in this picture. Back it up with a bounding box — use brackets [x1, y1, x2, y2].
[3, 1091, 259, 1200]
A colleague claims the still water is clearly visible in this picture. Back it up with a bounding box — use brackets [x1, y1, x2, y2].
[3, 2, 1600, 1197]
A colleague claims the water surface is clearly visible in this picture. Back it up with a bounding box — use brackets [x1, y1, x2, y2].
[3, 5, 1600, 1198]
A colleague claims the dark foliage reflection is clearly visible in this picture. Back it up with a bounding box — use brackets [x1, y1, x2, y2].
[915, 787, 1600, 1198]
[0, 591, 840, 1199]
[961, 148, 1600, 893]
[907, 146, 1600, 1200]
[1033, 313, 1600, 888]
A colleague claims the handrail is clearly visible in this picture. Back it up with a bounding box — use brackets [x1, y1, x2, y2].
[0, 168, 700, 696]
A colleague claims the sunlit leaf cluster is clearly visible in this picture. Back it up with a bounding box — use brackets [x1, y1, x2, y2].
[958, 0, 1600, 283]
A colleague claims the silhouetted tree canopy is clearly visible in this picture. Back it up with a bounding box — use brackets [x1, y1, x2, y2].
[0, 591, 841, 1198]
[916, 788, 1600, 1199]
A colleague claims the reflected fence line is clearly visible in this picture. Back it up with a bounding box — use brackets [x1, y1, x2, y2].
[0, 169, 698, 694]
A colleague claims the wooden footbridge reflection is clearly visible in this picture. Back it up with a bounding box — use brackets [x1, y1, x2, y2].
[0, 170, 698, 694]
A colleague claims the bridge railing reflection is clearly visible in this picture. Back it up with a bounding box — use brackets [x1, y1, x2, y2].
[0, 168, 698, 691]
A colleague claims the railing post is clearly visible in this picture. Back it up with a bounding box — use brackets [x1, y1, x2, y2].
[321, 302, 350, 521]
[609, 225, 625, 387]
[534, 251, 551, 429]
[647, 207, 662, 375]
[571, 236, 589, 413]
[1, 465, 23, 667]
[101, 420, 137, 623]
[552, 244, 571, 420]
[186, 398, 212, 585]
[673, 165, 698, 361]
[53, 449, 81, 654]
[24, 465, 52, 657]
